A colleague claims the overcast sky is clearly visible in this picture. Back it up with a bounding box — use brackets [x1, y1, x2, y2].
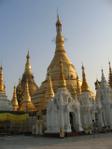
[0, 0, 112, 99]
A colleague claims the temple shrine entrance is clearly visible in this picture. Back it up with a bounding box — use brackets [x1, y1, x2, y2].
[69, 112, 75, 132]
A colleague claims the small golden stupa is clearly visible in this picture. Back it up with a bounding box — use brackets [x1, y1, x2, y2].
[11, 86, 19, 111]
[19, 80, 36, 112]
[81, 65, 90, 92]
[0, 66, 5, 94]
[32, 15, 81, 111]
[16, 51, 38, 104]
[81, 64, 94, 97]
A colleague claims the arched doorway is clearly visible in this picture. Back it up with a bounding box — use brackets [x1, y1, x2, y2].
[69, 112, 75, 132]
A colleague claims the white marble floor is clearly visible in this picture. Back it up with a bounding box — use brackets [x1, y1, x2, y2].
[0, 133, 112, 149]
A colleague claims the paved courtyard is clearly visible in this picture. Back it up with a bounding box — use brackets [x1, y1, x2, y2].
[0, 133, 112, 149]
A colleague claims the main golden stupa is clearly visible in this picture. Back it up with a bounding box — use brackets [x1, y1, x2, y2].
[32, 15, 81, 111]
[16, 51, 38, 104]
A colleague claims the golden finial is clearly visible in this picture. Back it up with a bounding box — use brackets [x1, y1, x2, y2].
[11, 86, 19, 111]
[56, 13, 62, 27]
[0, 65, 5, 93]
[59, 60, 66, 88]
[25, 50, 32, 74]
[27, 50, 30, 59]
[55, 14, 64, 50]
[108, 61, 112, 88]
[81, 64, 89, 92]
[46, 73, 54, 99]
[76, 75, 81, 95]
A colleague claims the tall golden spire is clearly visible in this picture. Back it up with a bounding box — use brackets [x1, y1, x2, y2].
[19, 80, 36, 112]
[56, 14, 65, 51]
[0, 66, 5, 93]
[108, 61, 112, 88]
[11, 86, 19, 111]
[25, 50, 32, 74]
[45, 74, 54, 99]
[81, 65, 89, 92]
[59, 60, 66, 88]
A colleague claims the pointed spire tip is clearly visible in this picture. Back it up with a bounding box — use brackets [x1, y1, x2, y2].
[81, 63, 84, 70]
[27, 50, 30, 59]
[101, 69, 103, 74]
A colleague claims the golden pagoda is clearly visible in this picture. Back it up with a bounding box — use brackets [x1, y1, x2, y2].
[108, 62, 112, 88]
[81, 65, 94, 97]
[81, 65, 89, 92]
[32, 15, 81, 111]
[11, 86, 19, 111]
[16, 51, 38, 103]
[19, 80, 36, 112]
[0, 66, 5, 94]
